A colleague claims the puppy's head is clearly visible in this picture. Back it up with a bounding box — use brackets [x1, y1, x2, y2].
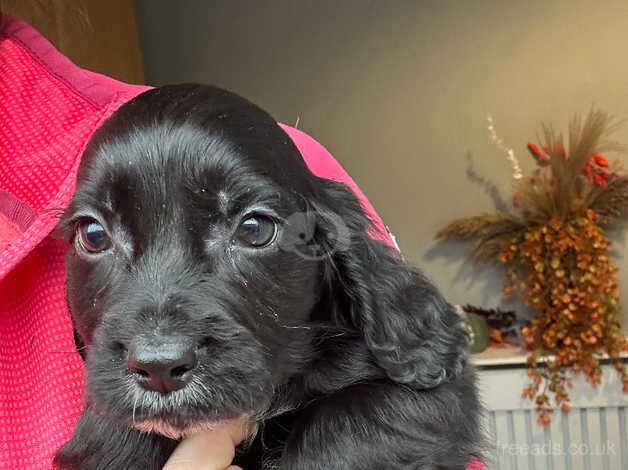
[60, 84, 467, 440]
[60, 85, 330, 437]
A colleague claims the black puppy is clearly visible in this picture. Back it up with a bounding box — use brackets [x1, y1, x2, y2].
[55, 84, 484, 469]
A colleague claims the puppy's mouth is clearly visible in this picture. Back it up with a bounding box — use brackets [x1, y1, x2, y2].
[126, 390, 243, 424]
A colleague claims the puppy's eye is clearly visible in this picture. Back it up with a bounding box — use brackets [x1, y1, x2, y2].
[235, 215, 277, 247]
[75, 218, 111, 253]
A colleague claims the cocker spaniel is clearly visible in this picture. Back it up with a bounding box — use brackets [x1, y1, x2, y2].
[54, 84, 484, 469]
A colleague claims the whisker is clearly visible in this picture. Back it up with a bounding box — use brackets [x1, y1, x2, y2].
[277, 324, 312, 330]
[132, 390, 139, 425]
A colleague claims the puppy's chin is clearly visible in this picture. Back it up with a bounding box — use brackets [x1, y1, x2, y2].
[133, 415, 257, 441]
[133, 419, 226, 440]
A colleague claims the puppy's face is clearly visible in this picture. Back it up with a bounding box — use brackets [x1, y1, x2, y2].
[61, 86, 325, 438]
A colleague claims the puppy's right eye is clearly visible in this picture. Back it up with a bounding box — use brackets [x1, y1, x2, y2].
[75, 218, 111, 254]
[235, 215, 277, 248]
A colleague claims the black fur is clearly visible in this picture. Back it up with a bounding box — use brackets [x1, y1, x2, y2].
[54, 84, 484, 469]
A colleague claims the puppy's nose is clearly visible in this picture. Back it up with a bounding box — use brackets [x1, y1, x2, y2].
[128, 343, 197, 393]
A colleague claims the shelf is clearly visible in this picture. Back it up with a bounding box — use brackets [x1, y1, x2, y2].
[472, 345, 528, 366]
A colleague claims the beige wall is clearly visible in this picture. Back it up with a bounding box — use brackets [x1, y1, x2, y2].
[135, 0, 628, 324]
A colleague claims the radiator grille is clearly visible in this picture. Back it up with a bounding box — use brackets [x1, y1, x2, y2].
[479, 364, 628, 470]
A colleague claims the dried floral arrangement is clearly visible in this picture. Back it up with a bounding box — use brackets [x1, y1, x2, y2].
[437, 109, 628, 426]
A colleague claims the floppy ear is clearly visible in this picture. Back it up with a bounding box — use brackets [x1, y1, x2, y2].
[312, 179, 468, 389]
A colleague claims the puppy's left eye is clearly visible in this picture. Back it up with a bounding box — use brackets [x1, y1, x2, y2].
[235, 215, 277, 247]
[75, 218, 111, 254]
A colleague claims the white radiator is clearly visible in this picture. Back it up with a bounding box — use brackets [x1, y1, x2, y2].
[477, 359, 628, 469]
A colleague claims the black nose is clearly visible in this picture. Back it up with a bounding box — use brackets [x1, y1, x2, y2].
[128, 343, 197, 393]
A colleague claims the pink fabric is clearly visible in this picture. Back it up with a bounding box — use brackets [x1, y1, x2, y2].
[0, 16, 481, 470]
[0, 17, 149, 469]
[0, 213, 20, 253]
[466, 460, 486, 470]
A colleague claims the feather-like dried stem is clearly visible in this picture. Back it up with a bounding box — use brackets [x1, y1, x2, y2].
[436, 214, 523, 241]
[589, 175, 628, 226]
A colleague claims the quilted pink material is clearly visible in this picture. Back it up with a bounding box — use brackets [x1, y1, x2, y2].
[0, 17, 150, 469]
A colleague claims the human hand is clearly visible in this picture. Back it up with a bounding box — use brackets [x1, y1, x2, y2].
[163, 417, 251, 470]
